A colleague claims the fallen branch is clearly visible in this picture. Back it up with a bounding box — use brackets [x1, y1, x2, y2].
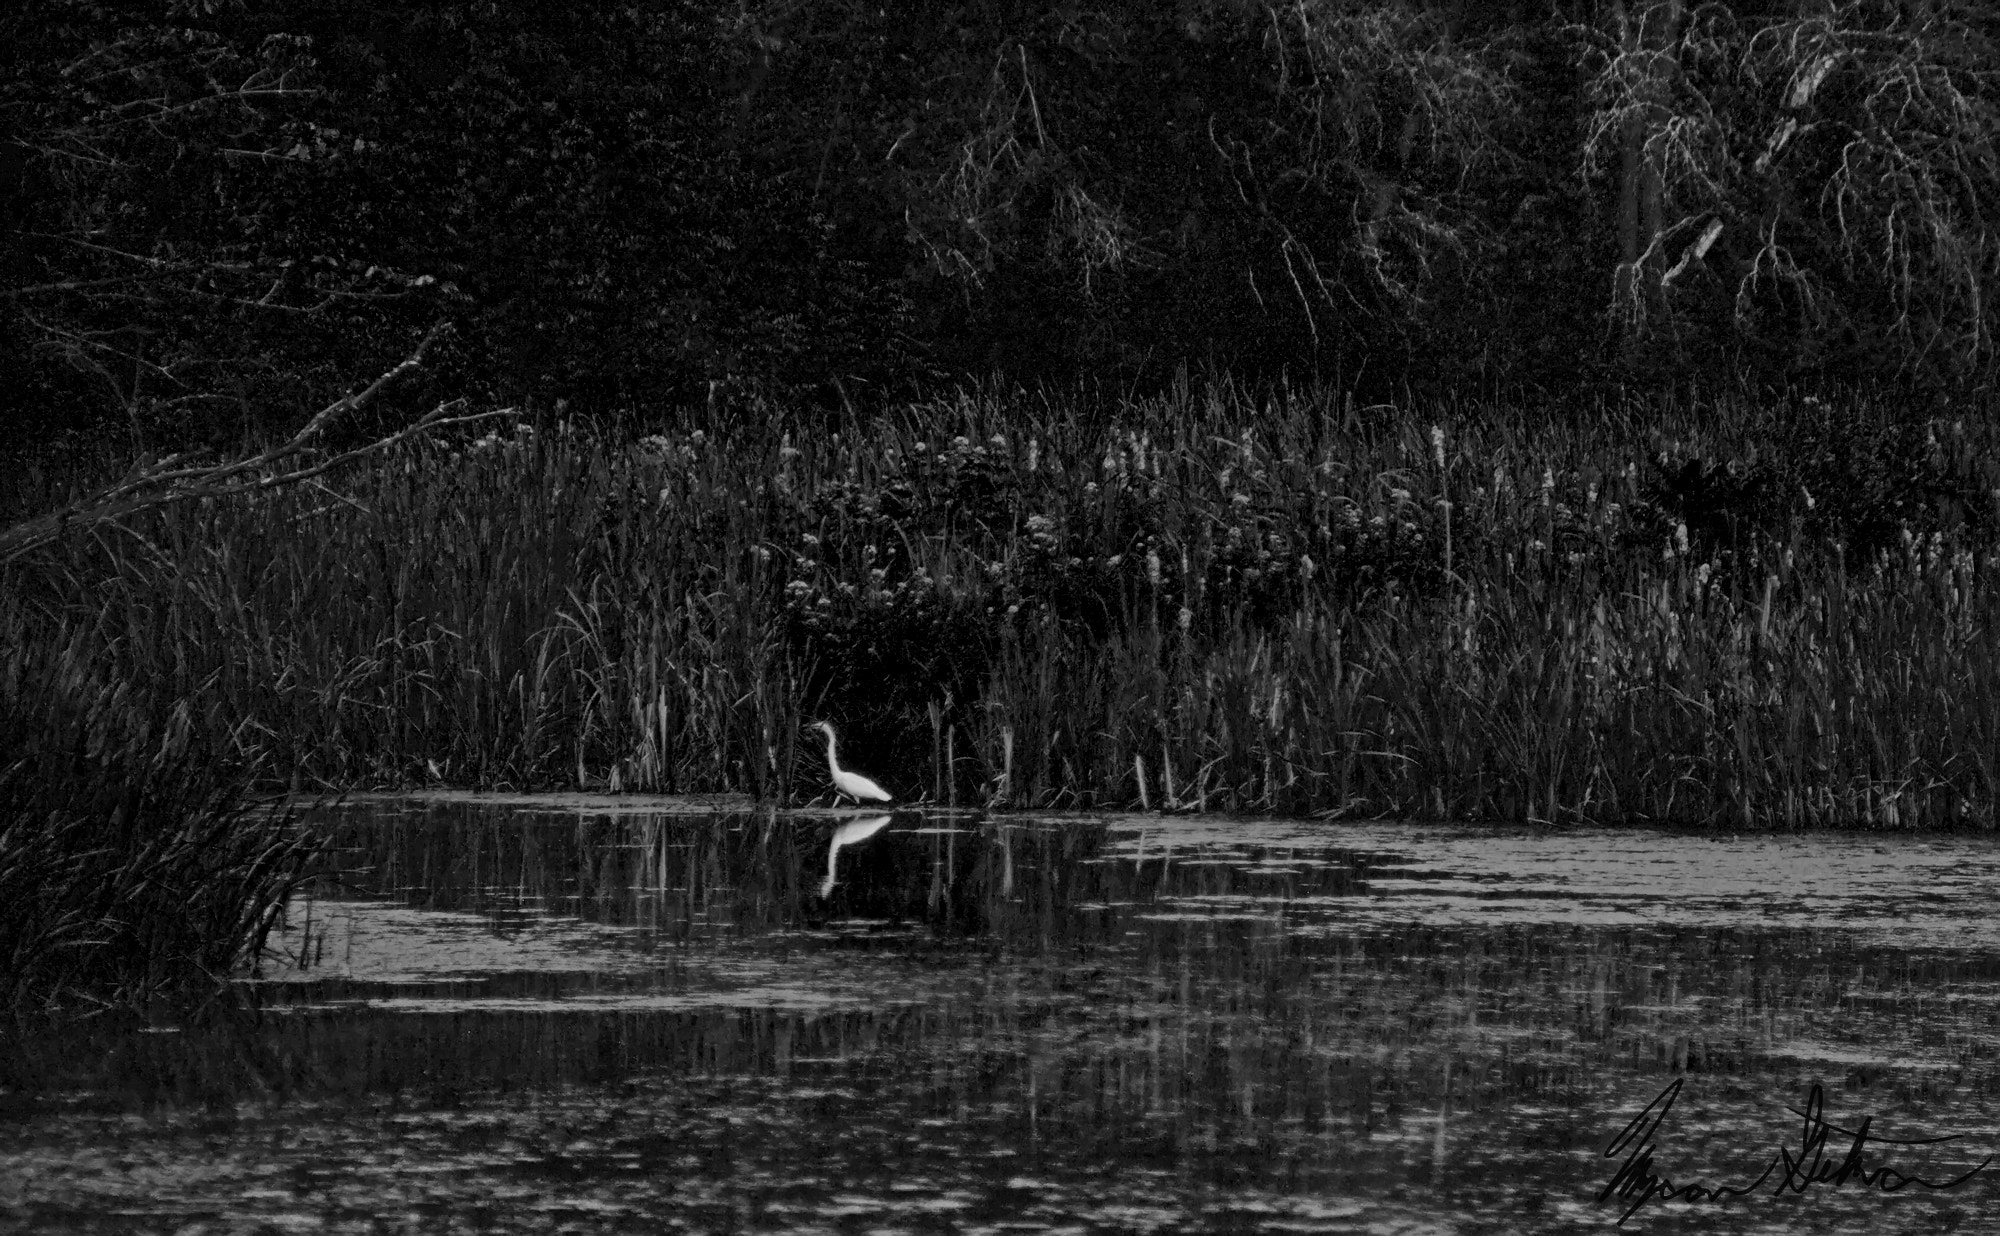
[0, 323, 507, 566]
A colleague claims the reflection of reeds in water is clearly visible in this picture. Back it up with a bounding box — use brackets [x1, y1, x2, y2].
[306, 806, 1073, 939]
[21, 807, 1990, 1204]
[7, 385, 2000, 825]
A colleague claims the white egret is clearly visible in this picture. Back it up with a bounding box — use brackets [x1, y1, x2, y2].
[811, 720, 893, 805]
[820, 813, 892, 897]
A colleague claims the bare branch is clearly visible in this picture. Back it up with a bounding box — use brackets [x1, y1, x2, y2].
[0, 325, 473, 567]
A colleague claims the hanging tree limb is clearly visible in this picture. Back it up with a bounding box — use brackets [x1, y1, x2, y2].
[0, 323, 508, 567]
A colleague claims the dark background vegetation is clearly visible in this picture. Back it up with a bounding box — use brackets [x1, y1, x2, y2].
[5, 0, 1997, 475]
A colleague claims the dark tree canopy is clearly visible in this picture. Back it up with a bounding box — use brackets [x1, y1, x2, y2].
[4, 0, 1996, 461]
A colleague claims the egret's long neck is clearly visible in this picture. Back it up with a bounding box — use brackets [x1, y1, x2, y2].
[823, 730, 840, 771]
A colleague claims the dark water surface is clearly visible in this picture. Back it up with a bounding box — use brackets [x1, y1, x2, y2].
[6, 800, 2000, 1234]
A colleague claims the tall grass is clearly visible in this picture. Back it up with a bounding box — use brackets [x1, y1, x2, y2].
[0, 586, 319, 1011]
[8, 381, 2000, 828]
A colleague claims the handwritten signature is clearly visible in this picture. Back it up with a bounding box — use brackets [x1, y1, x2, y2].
[1599, 1077, 1989, 1224]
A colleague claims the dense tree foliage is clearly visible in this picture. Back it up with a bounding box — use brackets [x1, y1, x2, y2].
[4, 0, 1996, 461]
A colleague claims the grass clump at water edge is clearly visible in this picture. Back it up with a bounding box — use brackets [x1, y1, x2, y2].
[0, 603, 320, 1012]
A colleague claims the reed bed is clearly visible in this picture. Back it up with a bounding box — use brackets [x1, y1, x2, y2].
[8, 382, 2000, 831]
[0, 602, 318, 1010]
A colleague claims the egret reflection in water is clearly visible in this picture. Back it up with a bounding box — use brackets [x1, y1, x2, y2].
[820, 813, 893, 897]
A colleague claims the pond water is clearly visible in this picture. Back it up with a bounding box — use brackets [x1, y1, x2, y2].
[5, 799, 2000, 1233]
